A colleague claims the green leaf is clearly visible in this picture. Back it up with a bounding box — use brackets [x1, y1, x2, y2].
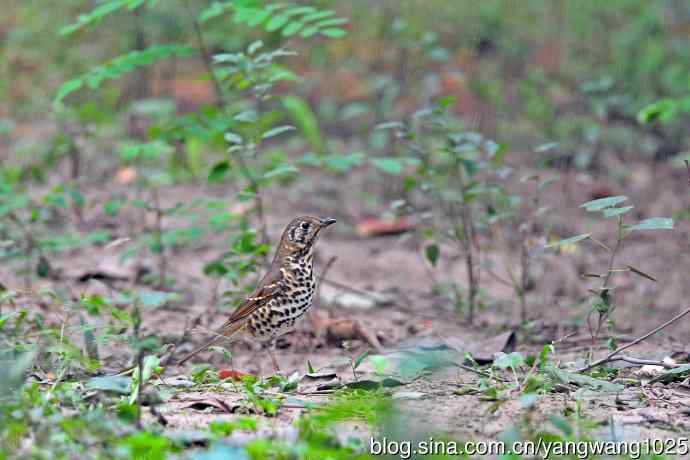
[369, 355, 389, 375]
[54, 45, 194, 104]
[86, 376, 132, 394]
[547, 366, 623, 393]
[262, 164, 298, 179]
[437, 95, 457, 108]
[299, 25, 319, 38]
[425, 244, 440, 267]
[546, 233, 590, 248]
[638, 99, 680, 124]
[198, 1, 234, 22]
[315, 18, 349, 28]
[36, 256, 51, 278]
[375, 121, 405, 131]
[494, 352, 524, 370]
[323, 153, 364, 173]
[266, 14, 290, 31]
[579, 196, 627, 212]
[54, 79, 83, 105]
[353, 350, 370, 370]
[208, 161, 230, 183]
[281, 21, 304, 36]
[602, 206, 634, 218]
[302, 10, 335, 22]
[626, 217, 674, 231]
[282, 96, 321, 151]
[649, 364, 690, 384]
[141, 355, 160, 382]
[224, 132, 243, 144]
[60, 0, 147, 35]
[261, 125, 295, 140]
[319, 28, 347, 38]
[370, 157, 405, 175]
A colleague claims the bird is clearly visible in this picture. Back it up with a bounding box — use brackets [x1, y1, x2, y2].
[177, 216, 336, 371]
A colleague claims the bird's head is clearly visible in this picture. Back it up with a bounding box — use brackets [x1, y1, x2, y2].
[280, 216, 336, 254]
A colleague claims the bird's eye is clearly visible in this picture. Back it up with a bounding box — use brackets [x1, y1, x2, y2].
[300, 222, 310, 230]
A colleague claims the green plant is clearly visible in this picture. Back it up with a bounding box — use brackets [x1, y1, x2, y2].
[379, 98, 509, 322]
[548, 196, 673, 350]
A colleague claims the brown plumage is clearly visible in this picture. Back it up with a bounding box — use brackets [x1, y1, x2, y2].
[177, 216, 336, 369]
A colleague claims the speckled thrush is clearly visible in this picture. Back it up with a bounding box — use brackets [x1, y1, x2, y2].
[178, 216, 336, 370]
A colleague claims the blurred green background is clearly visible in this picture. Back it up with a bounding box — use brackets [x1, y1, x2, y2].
[2, 0, 689, 170]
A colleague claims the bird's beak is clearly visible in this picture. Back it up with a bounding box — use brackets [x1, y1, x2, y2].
[320, 217, 337, 227]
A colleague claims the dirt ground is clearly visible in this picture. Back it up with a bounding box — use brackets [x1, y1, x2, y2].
[3, 154, 690, 450]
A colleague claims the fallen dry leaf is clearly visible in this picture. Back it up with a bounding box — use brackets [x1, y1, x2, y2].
[356, 217, 415, 238]
[115, 166, 137, 185]
[218, 369, 255, 381]
[315, 317, 383, 351]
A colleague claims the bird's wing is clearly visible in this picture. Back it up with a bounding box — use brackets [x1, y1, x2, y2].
[218, 267, 284, 330]
[177, 267, 284, 365]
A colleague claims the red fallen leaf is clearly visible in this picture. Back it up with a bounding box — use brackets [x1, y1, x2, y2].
[218, 369, 255, 381]
[356, 217, 415, 238]
[115, 166, 137, 185]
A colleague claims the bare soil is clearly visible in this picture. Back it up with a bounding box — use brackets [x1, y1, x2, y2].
[3, 155, 690, 447]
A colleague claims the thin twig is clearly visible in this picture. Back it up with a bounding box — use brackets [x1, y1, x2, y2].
[152, 188, 166, 289]
[180, 0, 225, 107]
[577, 307, 690, 373]
[136, 346, 144, 430]
[453, 361, 498, 380]
[552, 331, 577, 344]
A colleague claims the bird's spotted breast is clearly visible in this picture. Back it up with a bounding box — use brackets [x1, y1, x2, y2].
[247, 258, 315, 342]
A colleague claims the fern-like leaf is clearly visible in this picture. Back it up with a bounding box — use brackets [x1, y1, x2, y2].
[60, 0, 158, 35]
[54, 44, 193, 104]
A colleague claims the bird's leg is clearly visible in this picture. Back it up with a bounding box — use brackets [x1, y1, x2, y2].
[268, 339, 281, 374]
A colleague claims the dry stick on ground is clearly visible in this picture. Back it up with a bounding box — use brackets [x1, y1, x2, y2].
[577, 307, 690, 373]
[613, 355, 679, 369]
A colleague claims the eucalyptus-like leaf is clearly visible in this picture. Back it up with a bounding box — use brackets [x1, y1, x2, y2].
[263, 165, 298, 179]
[626, 217, 673, 231]
[579, 196, 627, 212]
[319, 28, 347, 38]
[602, 206, 634, 218]
[370, 157, 405, 175]
[546, 233, 590, 248]
[54, 45, 193, 104]
[375, 121, 405, 131]
[261, 125, 296, 140]
[534, 142, 559, 153]
[224, 132, 243, 145]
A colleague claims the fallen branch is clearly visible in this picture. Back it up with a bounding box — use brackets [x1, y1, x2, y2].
[577, 307, 690, 373]
[609, 355, 679, 369]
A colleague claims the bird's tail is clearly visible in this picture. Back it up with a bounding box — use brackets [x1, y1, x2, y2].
[177, 322, 245, 365]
